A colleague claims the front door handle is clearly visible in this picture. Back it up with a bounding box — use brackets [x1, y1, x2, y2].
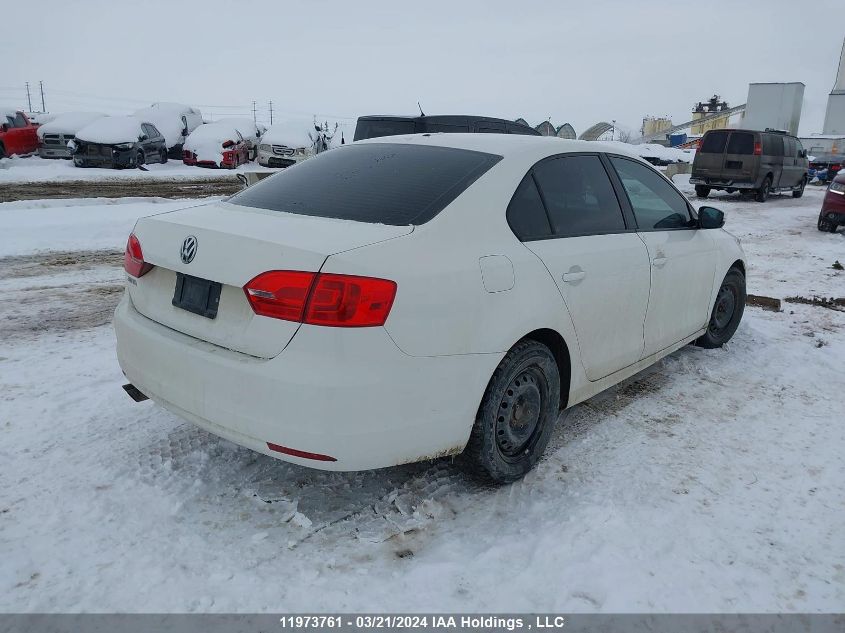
[562, 270, 586, 283]
[652, 256, 668, 269]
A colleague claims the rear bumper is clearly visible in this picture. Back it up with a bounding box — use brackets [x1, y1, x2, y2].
[114, 294, 498, 471]
[690, 176, 757, 189]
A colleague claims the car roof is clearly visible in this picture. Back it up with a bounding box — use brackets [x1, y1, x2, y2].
[354, 132, 641, 162]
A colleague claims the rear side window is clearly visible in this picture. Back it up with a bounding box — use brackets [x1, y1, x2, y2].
[784, 137, 797, 157]
[532, 155, 626, 237]
[353, 119, 417, 141]
[610, 156, 692, 230]
[699, 131, 728, 153]
[229, 143, 502, 226]
[506, 174, 552, 240]
[762, 134, 783, 156]
[727, 132, 754, 155]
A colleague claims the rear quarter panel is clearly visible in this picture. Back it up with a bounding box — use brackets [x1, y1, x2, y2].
[321, 154, 591, 402]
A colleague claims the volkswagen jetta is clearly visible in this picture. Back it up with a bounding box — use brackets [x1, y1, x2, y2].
[115, 134, 746, 483]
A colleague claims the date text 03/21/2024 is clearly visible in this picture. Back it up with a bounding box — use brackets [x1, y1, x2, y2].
[277, 616, 568, 629]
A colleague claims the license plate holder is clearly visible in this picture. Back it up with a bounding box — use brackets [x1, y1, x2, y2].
[172, 273, 222, 319]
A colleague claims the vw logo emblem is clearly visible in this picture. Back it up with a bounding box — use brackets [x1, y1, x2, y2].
[180, 235, 198, 264]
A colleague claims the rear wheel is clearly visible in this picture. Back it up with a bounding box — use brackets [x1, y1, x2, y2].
[695, 185, 711, 198]
[159, 147, 168, 164]
[696, 268, 746, 349]
[0, 142, 6, 158]
[460, 339, 560, 484]
[792, 176, 806, 198]
[755, 176, 771, 202]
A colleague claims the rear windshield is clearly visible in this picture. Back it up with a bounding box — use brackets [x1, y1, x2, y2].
[699, 131, 728, 153]
[353, 119, 417, 141]
[229, 143, 502, 226]
[727, 132, 754, 155]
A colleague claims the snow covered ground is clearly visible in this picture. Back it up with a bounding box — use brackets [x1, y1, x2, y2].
[0, 154, 275, 184]
[0, 186, 843, 612]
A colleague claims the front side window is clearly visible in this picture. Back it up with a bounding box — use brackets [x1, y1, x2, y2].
[147, 124, 162, 139]
[230, 143, 502, 226]
[609, 156, 693, 230]
[532, 155, 626, 237]
[12, 113, 28, 128]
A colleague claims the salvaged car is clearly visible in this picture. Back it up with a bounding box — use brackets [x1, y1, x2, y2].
[0, 109, 39, 157]
[116, 134, 746, 483]
[72, 116, 168, 168]
[182, 123, 249, 168]
[257, 122, 310, 168]
[37, 111, 105, 159]
[818, 171, 845, 233]
[133, 102, 203, 159]
[214, 117, 265, 160]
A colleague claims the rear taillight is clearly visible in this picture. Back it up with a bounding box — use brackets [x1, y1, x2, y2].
[124, 233, 153, 278]
[243, 271, 397, 327]
[753, 142, 762, 156]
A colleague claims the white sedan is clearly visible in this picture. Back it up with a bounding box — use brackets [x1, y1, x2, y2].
[115, 134, 745, 483]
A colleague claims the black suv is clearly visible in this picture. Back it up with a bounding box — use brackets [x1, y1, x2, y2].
[353, 115, 540, 141]
[691, 129, 809, 202]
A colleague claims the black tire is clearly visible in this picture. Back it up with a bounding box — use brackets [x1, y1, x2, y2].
[460, 339, 560, 483]
[818, 215, 838, 233]
[696, 268, 746, 349]
[0, 142, 6, 159]
[136, 150, 145, 168]
[159, 147, 168, 164]
[695, 185, 711, 198]
[792, 176, 806, 198]
[754, 176, 771, 203]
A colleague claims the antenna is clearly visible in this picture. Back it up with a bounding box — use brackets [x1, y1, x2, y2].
[417, 101, 425, 117]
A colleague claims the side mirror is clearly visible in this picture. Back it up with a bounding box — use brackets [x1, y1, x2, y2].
[698, 206, 725, 229]
[139, 134, 148, 141]
[1, 123, 7, 132]
[222, 139, 235, 148]
[800, 150, 808, 158]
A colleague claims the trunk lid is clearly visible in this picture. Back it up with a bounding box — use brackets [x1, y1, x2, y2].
[128, 200, 412, 358]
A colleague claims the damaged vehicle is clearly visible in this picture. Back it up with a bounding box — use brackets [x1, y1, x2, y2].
[72, 116, 168, 168]
[182, 122, 250, 168]
[133, 102, 203, 159]
[257, 122, 310, 168]
[37, 111, 105, 159]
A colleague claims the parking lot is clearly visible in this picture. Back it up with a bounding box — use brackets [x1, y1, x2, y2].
[1, 177, 842, 612]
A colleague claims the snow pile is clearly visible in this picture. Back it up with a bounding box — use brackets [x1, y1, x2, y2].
[75, 116, 143, 145]
[184, 123, 243, 164]
[600, 140, 694, 163]
[133, 103, 201, 149]
[36, 112, 105, 139]
[260, 122, 312, 149]
[214, 117, 264, 144]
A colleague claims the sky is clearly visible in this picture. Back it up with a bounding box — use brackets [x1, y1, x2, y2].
[2, 0, 844, 137]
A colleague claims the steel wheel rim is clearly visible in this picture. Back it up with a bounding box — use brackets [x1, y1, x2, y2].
[495, 367, 546, 459]
[710, 283, 737, 333]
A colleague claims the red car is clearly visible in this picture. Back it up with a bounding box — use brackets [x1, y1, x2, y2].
[182, 123, 250, 169]
[818, 172, 845, 233]
[0, 110, 39, 157]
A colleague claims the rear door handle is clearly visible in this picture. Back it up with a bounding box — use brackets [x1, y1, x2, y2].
[652, 256, 668, 268]
[562, 270, 586, 283]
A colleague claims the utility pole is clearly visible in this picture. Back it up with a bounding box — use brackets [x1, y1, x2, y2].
[252, 100, 257, 123]
[25, 82, 32, 111]
[39, 81, 45, 112]
[269, 100, 274, 125]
